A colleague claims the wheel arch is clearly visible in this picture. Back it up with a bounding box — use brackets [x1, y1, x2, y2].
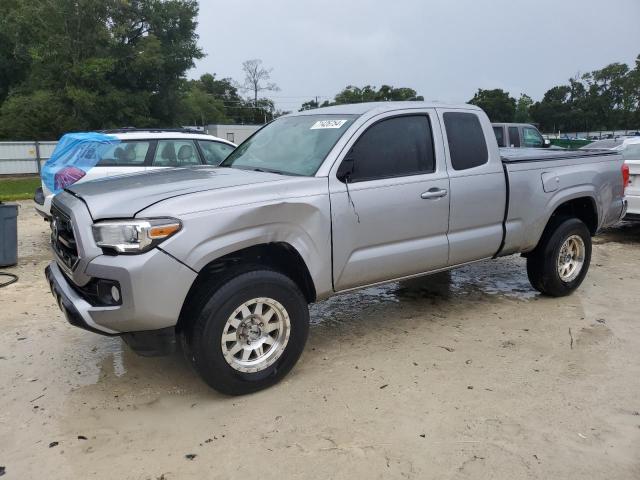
[176, 242, 316, 334]
[529, 195, 598, 254]
[549, 196, 598, 235]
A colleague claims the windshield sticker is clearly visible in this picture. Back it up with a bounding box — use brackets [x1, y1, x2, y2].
[310, 119, 348, 130]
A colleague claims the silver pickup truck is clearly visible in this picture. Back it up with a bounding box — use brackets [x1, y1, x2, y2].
[45, 102, 627, 394]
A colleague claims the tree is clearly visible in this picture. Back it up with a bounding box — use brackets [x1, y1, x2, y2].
[514, 94, 533, 123]
[299, 99, 320, 111]
[630, 55, 640, 128]
[299, 84, 423, 111]
[529, 86, 572, 132]
[0, 90, 76, 139]
[239, 59, 279, 107]
[177, 80, 227, 126]
[530, 58, 640, 133]
[0, 0, 31, 104]
[0, 0, 204, 139]
[468, 89, 516, 122]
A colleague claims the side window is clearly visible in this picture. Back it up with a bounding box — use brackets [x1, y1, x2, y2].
[508, 126, 521, 147]
[493, 126, 505, 147]
[523, 127, 544, 148]
[198, 140, 235, 166]
[97, 141, 150, 166]
[153, 140, 200, 166]
[343, 115, 435, 182]
[443, 112, 488, 170]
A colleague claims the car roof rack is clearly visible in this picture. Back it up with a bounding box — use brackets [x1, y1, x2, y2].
[98, 127, 206, 134]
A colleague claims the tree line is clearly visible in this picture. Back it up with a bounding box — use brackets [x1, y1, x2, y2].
[297, 57, 640, 134]
[468, 55, 640, 133]
[299, 85, 423, 110]
[0, 0, 280, 140]
[1, 0, 637, 139]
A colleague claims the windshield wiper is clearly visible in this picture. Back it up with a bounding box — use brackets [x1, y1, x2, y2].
[235, 166, 286, 175]
[229, 165, 304, 176]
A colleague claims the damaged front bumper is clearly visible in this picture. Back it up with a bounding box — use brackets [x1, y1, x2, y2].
[45, 261, 181, 356]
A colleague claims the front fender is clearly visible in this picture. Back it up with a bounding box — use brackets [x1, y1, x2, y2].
[157, 197, 333, 299]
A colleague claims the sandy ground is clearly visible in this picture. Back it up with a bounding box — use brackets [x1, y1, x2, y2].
[1, 201, 639, 479]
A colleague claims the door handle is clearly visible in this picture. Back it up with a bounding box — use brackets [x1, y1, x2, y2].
[421, 188, 448, 199]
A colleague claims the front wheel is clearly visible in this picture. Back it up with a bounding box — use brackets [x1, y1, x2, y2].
[185, 268, 309, 395]
[526, 217, 592, 297]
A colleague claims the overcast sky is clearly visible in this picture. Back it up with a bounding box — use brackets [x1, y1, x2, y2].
[192, 0, 640, 112]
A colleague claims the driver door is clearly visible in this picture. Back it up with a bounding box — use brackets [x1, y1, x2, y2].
[329, 110, 450, 291]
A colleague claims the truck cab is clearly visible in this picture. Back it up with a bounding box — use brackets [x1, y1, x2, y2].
[492, 122, 550, 148]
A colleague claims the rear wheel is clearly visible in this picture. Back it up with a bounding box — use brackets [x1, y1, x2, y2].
[526, 217, 592, 297]
[184, 268, 309, 395]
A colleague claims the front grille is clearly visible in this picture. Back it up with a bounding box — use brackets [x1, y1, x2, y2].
[50, 206, 79, 271]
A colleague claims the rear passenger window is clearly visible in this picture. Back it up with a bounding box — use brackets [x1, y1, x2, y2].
[508, 126, 521, 147]
[198, 140, 235, 165]
[345, 115, 435, 182]
[493, 126, 505, 147]
[153, 140, 200, 166]
[97, 141, 150, 166]
[443, 112, 488, 170]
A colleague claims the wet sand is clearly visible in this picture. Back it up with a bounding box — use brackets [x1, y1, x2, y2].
[1, 201, 639, 479]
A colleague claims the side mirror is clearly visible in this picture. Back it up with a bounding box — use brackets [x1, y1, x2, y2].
[337, 156, 355, 182]
[543, 138, 551, 148]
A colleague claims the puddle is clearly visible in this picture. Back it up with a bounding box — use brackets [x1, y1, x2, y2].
[311, 256, 537, 326]
[67, 257, 538, 385]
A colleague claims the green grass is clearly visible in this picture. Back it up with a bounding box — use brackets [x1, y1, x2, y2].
[0, 176, 41, 201]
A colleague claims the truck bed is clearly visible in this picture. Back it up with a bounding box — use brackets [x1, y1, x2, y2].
[500, 147, 618, 163]
[499, 147, 624, 258]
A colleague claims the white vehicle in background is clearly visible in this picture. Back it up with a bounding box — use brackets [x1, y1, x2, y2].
[618, 138, 640, 221]
[580, 136, 640, 221]
[34, 128, 236, 219]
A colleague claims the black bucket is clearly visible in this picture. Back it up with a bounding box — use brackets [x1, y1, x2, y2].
[0, 202, 18, 267]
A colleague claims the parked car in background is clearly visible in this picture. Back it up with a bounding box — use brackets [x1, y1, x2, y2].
[45, 102, 627, 394]
[578, 137, 638, 221]
[619, 138, 640, 221]
[492, 122, 550, 148]
[34, 129, 236, 219]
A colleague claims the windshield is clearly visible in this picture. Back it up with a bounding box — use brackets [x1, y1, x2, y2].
[221, 114, 357, 176]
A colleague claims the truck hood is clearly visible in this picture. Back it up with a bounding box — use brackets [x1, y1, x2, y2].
[66, 167, 286, 219]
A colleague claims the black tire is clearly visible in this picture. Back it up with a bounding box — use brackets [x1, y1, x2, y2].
[184, 267, 309, 395]
[526, 217, 592, 297]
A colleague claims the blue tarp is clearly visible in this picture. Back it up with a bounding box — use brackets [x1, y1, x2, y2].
[41, 132, 120, 194]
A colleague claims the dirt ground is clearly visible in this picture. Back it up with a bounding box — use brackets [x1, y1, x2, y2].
[1, 201, 639, 479]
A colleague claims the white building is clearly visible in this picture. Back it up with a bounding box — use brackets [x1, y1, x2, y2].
[205, 124, 261, 144]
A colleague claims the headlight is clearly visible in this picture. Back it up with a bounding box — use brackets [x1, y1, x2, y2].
[92, 218, 181, 254]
